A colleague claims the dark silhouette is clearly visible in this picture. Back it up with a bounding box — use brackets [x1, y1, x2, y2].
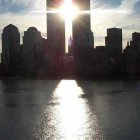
[0, 0, 140, 79]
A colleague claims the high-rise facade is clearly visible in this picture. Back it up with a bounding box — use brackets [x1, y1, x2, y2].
[47, 0, 65, 55]
[132, 32, 140, 51]
[105, 28, 122, 62]
[23, 27, 43, 75]
[1, 24, 20, 75]
[72, 0, 94, 48]
[46, 0, 66, 76]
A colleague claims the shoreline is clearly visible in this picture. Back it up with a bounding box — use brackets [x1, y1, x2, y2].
[0, 75, 140, 81]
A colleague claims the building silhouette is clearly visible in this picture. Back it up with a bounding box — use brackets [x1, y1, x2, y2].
[72, 0, 94, 48]
[46, 0, 66, 77]
[71, 0, 94, 77]
[131, 32, 140, 52]
[124, 42, 137, 76]
[47, 0, 65, 55]
[95, 46, 109, 75]
[1, 0, 140, 79]
[23, 27, 43, 76]
[1, 24, 20, 75]
[105, 28, 122, 63]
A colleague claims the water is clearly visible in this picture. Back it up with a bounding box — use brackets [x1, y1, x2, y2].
[0, 80, 140, 140]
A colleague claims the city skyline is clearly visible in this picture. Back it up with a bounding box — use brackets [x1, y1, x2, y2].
[1, 23, 140, 78]
[1, 0, 140, 79]
[0, 0, 140, 52]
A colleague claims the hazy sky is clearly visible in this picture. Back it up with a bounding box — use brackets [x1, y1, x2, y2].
[0, 0, 140, 52]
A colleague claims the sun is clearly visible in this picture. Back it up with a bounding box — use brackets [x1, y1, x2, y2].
[59, 0, 79, 20]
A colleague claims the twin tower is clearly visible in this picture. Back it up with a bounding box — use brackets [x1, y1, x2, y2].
[47, 0, 93, 55]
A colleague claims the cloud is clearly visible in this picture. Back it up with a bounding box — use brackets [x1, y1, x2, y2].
[0, 0, 44, 14]
[118, 0, 139, 11]
[133, 1, 140, 14]
[91, 0, 140, 47]
[91, 0, 122, 8]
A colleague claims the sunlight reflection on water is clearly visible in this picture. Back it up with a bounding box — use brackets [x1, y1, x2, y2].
[1, 80, 140, 139]
[34, 80, 104, 140]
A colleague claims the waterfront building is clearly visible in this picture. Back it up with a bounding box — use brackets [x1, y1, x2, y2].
[47, 0, 65, 55]
[23, 27, 43, 75]
[1, 24, 20, 75]
[105, 28, 122, 63]
[72, 0, 94, 48]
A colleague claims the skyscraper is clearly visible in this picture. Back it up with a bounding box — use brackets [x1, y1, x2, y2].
[72, 0, 94, 48]
[23, 27, 43, 75]
[1, 24, 20, 75]
[46, 0, 66, 76]
[132, 32, 140, 51]
[47, 0, 65, 55]
[105, 28, 122, 63]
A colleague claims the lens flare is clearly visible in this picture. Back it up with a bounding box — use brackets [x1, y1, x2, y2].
[59, 0, 79, 20]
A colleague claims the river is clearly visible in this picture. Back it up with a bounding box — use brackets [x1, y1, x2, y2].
[0, 80, 140, 140]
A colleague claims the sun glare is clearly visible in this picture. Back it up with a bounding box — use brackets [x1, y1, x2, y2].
[59, 0, 79, 20]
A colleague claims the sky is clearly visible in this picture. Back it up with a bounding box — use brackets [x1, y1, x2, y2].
[0, 0, 140, 52]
